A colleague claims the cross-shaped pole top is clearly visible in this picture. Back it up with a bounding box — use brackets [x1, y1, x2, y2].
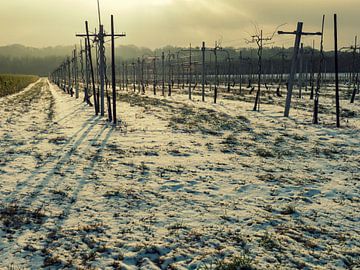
[278, 22, 322, 37]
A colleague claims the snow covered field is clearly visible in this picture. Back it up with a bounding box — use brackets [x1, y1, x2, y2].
[0, 78, 359, 269]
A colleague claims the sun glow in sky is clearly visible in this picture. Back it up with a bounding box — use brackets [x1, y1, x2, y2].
[0, 0, 359, 49]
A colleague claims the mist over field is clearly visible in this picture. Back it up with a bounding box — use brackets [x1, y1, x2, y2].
[0, 43, 357, 76]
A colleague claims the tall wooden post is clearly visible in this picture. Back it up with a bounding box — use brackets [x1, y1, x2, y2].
[214, 48, 218, 104]
[67, 57, 72, 96]
[313, 15, 325, 125]
[350, 36, 358, 103]
[278, 23, 321, 116]
[239, 51, 242, 94]
[162, 52, 165, 96]
[298, 43, 304, 98]
[283, 22, 303, 117]
[310, 40, 315, 100]
[85, 21, 98, 115]
[304, 60, 308, 92]
[277, 46, 285, 97]
[227, 57, 231, 92]
[81, 40, 88, 103]
[125, 62, 128, 90]
[201, 41, 206, 102]
[99, 25, 105, 116]
[122, 63, 125, 90]
[132, 62, 136, 92]
[137, 58, 141, 93]
[153, 57, 157, 95]
[111, 15, 117, 125]
[334, 14, 341, 128]
[74, 47, 79, 99]
[141, 59, 145, 94]
[189, 43, 192, 100]
[177, 54, 180, 88]
[168, 54, 172, 96]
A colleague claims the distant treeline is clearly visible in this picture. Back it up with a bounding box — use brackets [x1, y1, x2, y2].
[0, 44, 357, 76]
[0, 56, 65, 77]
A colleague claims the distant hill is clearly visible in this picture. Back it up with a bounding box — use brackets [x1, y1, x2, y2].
[0, 44, 168, 76]
[0, 44, 74, 58]
[0, 44, 157, 76]
[0, 44, 354, 76]
[0, 44, 155, 60]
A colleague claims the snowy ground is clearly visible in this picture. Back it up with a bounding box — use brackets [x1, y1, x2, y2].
[0, 78, 359, 269]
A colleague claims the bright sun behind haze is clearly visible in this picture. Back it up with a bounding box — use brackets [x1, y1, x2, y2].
[0, 0, 358, 49]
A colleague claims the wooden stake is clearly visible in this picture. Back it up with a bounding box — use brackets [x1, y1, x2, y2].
[162, 52, 165, 96]
[85, 21, 98, 115]
[298, 43, 304, 98]
[189, 43, 192, 100]
[282, 22, 303, 117]
[202, 41, 206, 102]
[111, 15, 117, 125]
[279, 22, 322, 117]
[334, 14, 341, 128]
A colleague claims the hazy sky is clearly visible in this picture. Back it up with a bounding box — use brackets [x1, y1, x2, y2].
[0, 0, 359, 50]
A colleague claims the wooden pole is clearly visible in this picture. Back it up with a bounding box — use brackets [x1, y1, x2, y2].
[168, 54, 172, 96]
[298, 43, 304, 98]
[68, 57, 72, 96]
[111, 15, 117, 125]
[189, 43, 192, 100]
[99, 25, 105, 116]
[350, 36, 358, 103]
[202, 41, 206, 102]
[162, 52, 165, 96]
[334, 14, 340, 128]
[85, 21, 98, 115]
[137, 58, 141, 93]
[214, 48, 218, 104]
[153, 57, 157, 95]
[284, 22, 303, 117]
[239, 51, 242, 94]
[310, 40, 315, 100]
[133, 62, 136, 92]
[313, 15, 325, 125]
[74, 47, 79, 99]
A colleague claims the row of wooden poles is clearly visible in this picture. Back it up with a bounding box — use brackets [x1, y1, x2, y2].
[50, 14, 358, 128]
[50, 15, 123, 125]
[116, 45, 358, 101]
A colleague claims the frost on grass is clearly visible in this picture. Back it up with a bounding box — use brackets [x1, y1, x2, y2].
[0, 80, 359, 269]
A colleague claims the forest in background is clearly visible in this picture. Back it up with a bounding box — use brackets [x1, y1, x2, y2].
[0, 44, 356, 76]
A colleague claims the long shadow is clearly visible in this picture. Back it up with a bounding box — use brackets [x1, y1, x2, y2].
[17, 117, 104, 207]
[0, 122, 114, 265]
[54, 103, 85, 125]
[1, 80, 98, 201]
[19, 123, 111, 214]
[1, 115, 100, 204]
[17, 126, 115, 267]
[47, 127, 114, 231]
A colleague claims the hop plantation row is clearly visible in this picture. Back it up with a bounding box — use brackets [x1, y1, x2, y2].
[0, 74, 39, 98]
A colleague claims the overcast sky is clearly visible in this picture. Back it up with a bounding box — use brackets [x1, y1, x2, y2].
[0, 0, 358, 50]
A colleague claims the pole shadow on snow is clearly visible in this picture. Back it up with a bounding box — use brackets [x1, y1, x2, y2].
[0, 125, 114, 264]
[0, 120, 114, 263]
[1, 115, 101, 205]
[54, 103, 86, 125]
[18, 117, 104, 207]
[44, 126, 114, 234]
